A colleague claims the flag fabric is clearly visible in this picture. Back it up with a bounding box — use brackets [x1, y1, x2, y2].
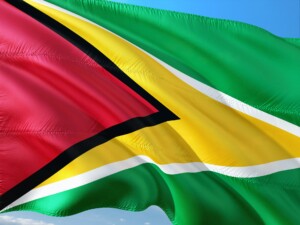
[1, 0, 300, 224]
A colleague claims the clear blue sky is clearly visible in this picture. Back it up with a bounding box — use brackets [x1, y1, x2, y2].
[1, 1, 299, 225]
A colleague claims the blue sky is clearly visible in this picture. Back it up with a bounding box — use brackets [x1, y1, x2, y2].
[0, 206, 170, 225]
[1, 1, 299, 225]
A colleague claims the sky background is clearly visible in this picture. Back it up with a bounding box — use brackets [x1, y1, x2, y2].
[1, 0, 300, 225]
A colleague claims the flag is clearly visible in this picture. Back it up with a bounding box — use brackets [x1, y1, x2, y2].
[1, 0, 300, 224]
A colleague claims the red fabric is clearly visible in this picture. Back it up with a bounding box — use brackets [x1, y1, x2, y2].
[0, 2, 157, 195]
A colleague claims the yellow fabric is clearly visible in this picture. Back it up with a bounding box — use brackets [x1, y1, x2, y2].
[25, 0, 300, 187]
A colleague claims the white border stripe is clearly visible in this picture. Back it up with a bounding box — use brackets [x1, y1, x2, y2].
[151, 58, 300, 137]
[4, 155, 300, 211]
[28, 0, 300, 137]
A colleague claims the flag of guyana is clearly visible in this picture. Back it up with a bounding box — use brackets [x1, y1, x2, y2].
[1, 1, 300, 225]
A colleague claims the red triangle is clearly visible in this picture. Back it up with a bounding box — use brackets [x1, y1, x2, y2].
[0, 1, 159, 196]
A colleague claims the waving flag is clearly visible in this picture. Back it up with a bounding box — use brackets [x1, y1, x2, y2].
[1, 0, 300, 224]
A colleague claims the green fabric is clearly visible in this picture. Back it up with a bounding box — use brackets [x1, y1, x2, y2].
[46, 0, 300, 126]
[6, 164, 300, 225]
[285, 38, 300, 48]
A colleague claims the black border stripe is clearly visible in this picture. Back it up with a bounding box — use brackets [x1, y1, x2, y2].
[1, 0, 178, 209]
